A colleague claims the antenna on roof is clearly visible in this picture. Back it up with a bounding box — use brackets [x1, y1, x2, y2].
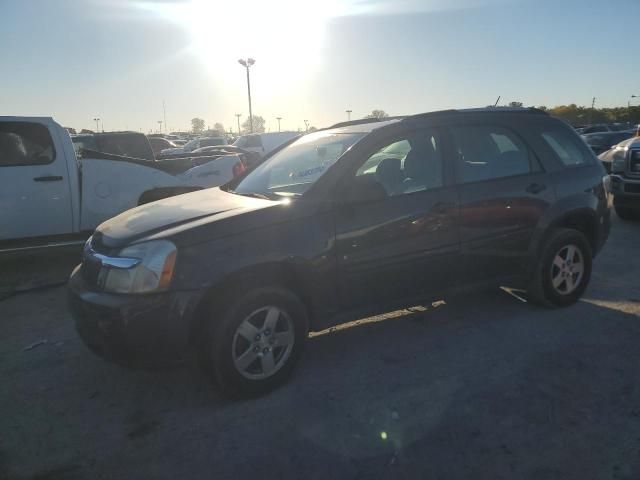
[493, 96, 501, 107]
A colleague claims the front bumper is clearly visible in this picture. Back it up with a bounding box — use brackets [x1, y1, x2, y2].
[610, 174, 640, 209]
[68, 265, 202, 368]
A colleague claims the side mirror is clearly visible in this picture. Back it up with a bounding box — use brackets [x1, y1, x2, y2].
[342, 175, 387, 204]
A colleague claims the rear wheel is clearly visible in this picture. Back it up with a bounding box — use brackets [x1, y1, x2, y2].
[528, 228, 592, 307]
[199, 287, 309, 398]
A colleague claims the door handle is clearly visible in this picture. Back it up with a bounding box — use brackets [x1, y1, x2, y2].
[526, 183, 547, 194]
[33, 176, 63, 182]
[432, 202, 454, 214]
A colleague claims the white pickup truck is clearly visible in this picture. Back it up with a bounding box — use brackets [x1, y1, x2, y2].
[0, 116, 247, 252]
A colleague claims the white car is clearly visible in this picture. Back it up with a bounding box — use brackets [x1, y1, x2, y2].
[0, 117, 245, 250]
[160, 136, 227, 155]
[233, 132, 299, 157]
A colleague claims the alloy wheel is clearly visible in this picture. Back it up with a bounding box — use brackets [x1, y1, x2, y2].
[550, 244, 585, 295]
[232, 306, 295, 380]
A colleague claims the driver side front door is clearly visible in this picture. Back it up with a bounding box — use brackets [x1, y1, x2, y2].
[334, 127, 460, 312]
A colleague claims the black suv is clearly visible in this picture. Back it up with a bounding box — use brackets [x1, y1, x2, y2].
[68, 108, 611, 397]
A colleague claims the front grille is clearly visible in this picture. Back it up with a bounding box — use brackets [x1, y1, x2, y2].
[81, 235, 108, 289]
[624, 183, 640, 194]
[629, 152, 640, 176]
[81, 257, 102, 287]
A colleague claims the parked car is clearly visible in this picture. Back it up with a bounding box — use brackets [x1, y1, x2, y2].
[160, 136, 227, 155]
[72, 131, 156, 160]
[0, 117, 248, 250]
[233, 132, 299, 158]
[69, 108, 610, 397]
[147, 136, 178, 155]
[581, 130, 636, 155]
[599, 136, 640, 219]
[191, 145, 262, 167]
[577, 124, 633, 135]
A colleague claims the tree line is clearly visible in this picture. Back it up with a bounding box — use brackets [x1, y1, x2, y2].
[189, 104, 640, 136]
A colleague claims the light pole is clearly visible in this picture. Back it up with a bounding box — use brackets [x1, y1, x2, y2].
[346, 109, 352, 121]
[629, 95, 638, 121]
[588, 97, 596, 124]
[304, 119, 309, 132]
[93, 117, 100, 132]
[238, 58, 255, 133]
[276, 117, 282, 132]
[157, 120, 163, 133]
[235, 113, 242, 135]
[162, 100, 167, 133]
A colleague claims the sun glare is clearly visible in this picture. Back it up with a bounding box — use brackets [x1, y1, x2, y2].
[140, 0, 342, 94]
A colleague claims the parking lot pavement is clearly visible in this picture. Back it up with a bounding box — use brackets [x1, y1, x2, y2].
[1, 216, 640, 480]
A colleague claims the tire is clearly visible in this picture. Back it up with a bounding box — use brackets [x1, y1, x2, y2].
[528, 228, 593, 308]
[614, 206, 638, 221]
[199, 287, 309, 398]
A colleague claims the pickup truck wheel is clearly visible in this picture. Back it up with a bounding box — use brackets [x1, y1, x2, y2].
[200, 287, 309, 398]
[528, 228, 592, 308]
[614, 206, 638, 221]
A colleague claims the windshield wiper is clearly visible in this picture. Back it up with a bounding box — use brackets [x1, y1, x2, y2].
[233, 191, 275, 200]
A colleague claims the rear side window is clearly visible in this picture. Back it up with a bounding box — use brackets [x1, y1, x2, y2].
[540, 129, 591, 166]
[450, 125, 532, 184]
[95, 134, 154, 160]
[201, 138, 225, 147]
[238, 135, 263, 148]
[0, 122, 56, 167]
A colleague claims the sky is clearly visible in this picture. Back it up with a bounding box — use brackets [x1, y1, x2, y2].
[1, 0, 639, 133]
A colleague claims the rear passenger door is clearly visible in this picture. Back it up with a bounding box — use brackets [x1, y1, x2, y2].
[450, 123, 555, 283]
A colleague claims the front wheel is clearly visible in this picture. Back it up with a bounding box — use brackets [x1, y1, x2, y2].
[200, 287, 309, 398]
[528, 228, 593, 307]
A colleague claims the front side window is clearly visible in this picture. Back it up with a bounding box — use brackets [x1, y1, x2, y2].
[233, 131, 365, 198]
[541, 129, 591, 166]
[353, 131, 443, 197]
[0, 122, 55, 167]
[451, 125, 531, 183]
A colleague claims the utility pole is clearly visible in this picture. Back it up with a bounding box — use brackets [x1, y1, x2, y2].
[93, 117, 100, 132]
[276, 117, 282, 132]
[346, 109, 352, 121]
[235, 113, 242, 135]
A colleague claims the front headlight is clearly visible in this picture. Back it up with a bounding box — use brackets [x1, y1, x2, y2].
[102, 240, 177, 294]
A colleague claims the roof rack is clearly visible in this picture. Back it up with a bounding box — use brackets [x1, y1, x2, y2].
[403, 107, 548, 122]
[329, 116, 406, 129]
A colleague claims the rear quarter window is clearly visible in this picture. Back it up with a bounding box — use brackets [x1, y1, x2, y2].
[540, 128, 593, 167]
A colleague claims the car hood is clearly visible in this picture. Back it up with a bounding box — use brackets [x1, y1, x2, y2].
[96, 187, 277, 249]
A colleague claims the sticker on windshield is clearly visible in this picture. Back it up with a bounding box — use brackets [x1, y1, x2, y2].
[290, 165, 326, 179]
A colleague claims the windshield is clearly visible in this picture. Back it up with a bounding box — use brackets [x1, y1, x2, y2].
[232, 131, 364, 197]
[183, 139, 198, 151]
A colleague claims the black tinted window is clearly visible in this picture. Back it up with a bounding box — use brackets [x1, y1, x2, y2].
[353, 130, 443, 197]
[541, 129, 591, 166]
[239, 135, 263, 148]
[202, 138, 225, 147]
[95, 134, 154, 160]
[451, 125, 531, 183]
[0, 122, 56, 167]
